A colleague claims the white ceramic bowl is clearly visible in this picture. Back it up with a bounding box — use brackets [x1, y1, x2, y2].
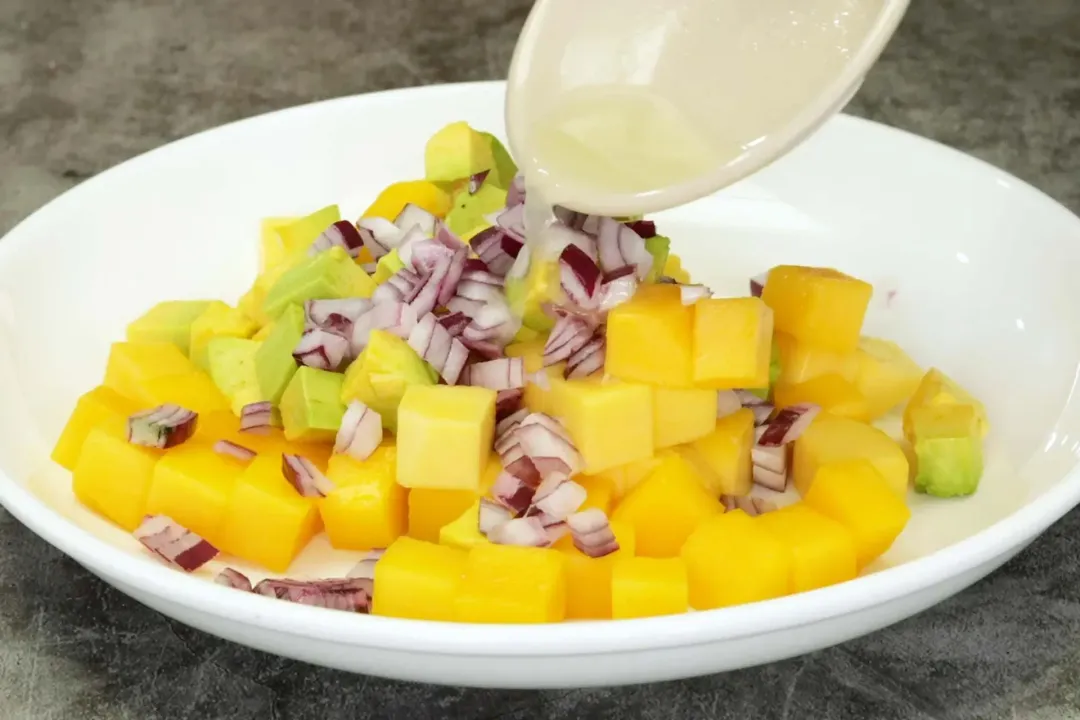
[1, 81, 1079, 689]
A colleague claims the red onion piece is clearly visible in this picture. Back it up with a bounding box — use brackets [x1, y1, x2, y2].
[127, 404, 198, 449]
[134, 515, 218, 571]
[404, 252, 452, 319]
[254, 577, 372, 613]
[462, 300, 519, 346]
[309, 220, 366, 258]
[488, 516, 550, 547]
[468, 169, 490, 194]
[346, 549, 385, 580]
[460, 267, 505, 288]
[533, 479, 587, 520]
[495, 388, 525, 421]
[554, 206, 587, 230]
[735, 390, 775, 426]
[305, 298, 373, 335]
[624, 219, 657, 238]
[407, 313, 470, 385]
[492, 471, 538, 515]
[215, 567, 253, 591]
[471, 227, 516, 277]
[213, 439, 256, 462]
[721, 494, 777, 516]
[558, 244, 603, 309]
[478, 497, 514, 535]
[282, 454, 335, 498]
[515, 413, 582, 477]
[438, 311, 470, 337]
[240, 401, 275, 434]
[460, 337, 505, 360]
[564, 335, 605, 379]
[750, 273, 768, 298]
[351, 301, 418, 355]
[293, 328, 350, 371]
[597, 273, 639, 312]
[566, 508, 620, 558]
[506, 174, 526, 207]
[357, 216, 404, 258]
[752, 426, 788, 491]
[757, 403, 821, 447]
[596, 217, 653, 280]
[495, 204, 526, 243]
[393, 203, 437, 236]
[495, 407, 529, 439]
[679, 284, 714, 305]
[542, 314, 596, 367]
[466, 357, 525, 391]
[716, 390, 742, 419]
[334, 401, 383, 461]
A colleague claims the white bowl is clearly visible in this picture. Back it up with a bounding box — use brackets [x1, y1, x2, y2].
[1, 81, 1079, 689]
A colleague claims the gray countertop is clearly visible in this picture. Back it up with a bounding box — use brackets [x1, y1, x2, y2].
[1, 0, 1079, 718]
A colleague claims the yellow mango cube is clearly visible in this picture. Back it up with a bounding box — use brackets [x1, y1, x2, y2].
[597, 455, 662, 500]
[853, 337, 923, 419]
[774, 331, 857, 385]
[550, 376, 653, 474]
[906, 404, 984, 498]
[145, 442, 245, 548]
[692, 297, 773, 389]
[72, 428, 161, 531]
[189, 302, 258, 371]
[125, 300, 216, 356]
[220, 454, 322, 573]
[258, 216, 299, 273]
[320, 448, 407, 550]
[555, 520, 635, 619]
[903, 368, 989, 439]
[103, 341, 198, 403]
[793, 414, 909, 498]
[803, 459, 911, 568]
[762, 265, 873, 354]
[362, 180, 452, 220]
[138, 372, 231, 415]
[652, 386, 717, 449]
[577, 473, 617, 514]
[612, 451, 721, 557]
[397, 386, 495, 490]
[611, 556, 689, 619]
[408, 487, 478, 542]
[774, 374, 871, 423]
[606, 284, 694, 387]
[373, 536, 467, 621]
[681, 510, 790, 609]
[439, 501, 492, 550]
[524, 365, 565, 416]
[52, 386, 138, 471]
[757, 504, 858, 593]
[455, 544, 566, 623]
[274, 205, 341, 256]
[686, 408, 755, 496]
[663, 253, 691, 284]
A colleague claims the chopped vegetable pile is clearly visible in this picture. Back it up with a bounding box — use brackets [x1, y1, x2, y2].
[52, 121, 990, 623]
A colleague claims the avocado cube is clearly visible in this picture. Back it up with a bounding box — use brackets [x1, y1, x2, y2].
[255, 303, 305, 404]
[907, 403, 984, 498]
[262, 247, 377, 320]
[206, 337, 264, 415]
[424, 122, 495, 182]
[280, 366, 346, 443]
[126, 300, 216, 356]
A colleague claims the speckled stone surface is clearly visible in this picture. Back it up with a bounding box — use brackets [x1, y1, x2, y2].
[1, 0, 1079, 718]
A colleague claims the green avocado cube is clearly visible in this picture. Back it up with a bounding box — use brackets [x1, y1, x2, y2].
[262, 247, 376, 320]
[424, 122, 496, 182]
[126, 300, 216, 356]
[479, 131, 518, 189]
[280, 366, 346, 442]
[444, 182, 508, 239]
[254, 303, 305, 405]
[189, 302, 258, 371]
[206, 337, 264, 415]
[372, 249, 406, 284]
[340, 330, 437, 433]
[908, 403, 984, 498]
[644, 235, 671, 282]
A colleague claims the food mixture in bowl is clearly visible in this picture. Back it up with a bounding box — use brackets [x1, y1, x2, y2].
[51, 123, 990, 622]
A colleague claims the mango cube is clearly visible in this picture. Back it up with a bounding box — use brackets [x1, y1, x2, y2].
[396, 385, 495, 490]
[652, 386, 717, 448]
[904, 368, 989, 439]
[125, 300, 215, 356]
[206, 337, 265, 415]
[774, 374, 871, 423]
[104, 341, 198, 403]
[611, 556, 689, 619]
[774, 331, 857, 386]
[556, 520, 635, 619]
[762, 265, 872, 354]
[612, 451, 721, 557]
[757, 504, 857, 593]
[189, 302, 258, 371]
[145, 442, 245, 548]
[373, 536, 467, 621]
[524, 365, 565, 417]
[454, 544, 566, 623]
[596, 455, 661, 500]
[138, 372, 230, 415]
[362, 180, 452, 220]
[258, 216, 299, 273]
[220, 454, 322, 572]
[550, 376, 653, 474]
[52, 386, 138, 470]
[794, 414, 909, 498]
[576, 473, 617, 514]
[606, 284, 694, 387]
[320, 448, 407, 550]
[681, 510, 790, 609]
[686, 408, 755, 496]
[853, 337, 923, 419]
[906, 404, 984, 498]
[72, 428, 161, 531]
[408, 487, 478, 542]
[274, 205, 341, 258]
[439, 501, 492, 550]
[691, 297, 773, 389]
[279, 366, 346, 443]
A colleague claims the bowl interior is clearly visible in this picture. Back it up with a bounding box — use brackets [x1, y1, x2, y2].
[2, 81, 1080, 591]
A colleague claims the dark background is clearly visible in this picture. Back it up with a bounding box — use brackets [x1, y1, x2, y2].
[1, 0, 1078, 717]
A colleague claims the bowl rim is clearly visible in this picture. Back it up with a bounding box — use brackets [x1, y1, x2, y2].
[2, 80, 1080, 657]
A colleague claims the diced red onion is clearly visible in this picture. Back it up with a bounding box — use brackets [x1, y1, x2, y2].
[488, 516, 550, 547]
[213, 439, 256, 462]
[492, 471, 538, 515]
[134, 515, 218, 571]
[464, 257, 490, 273]
[543, 314, 596, 367]
[468, 169, 489, 194]
[564, 335, 605, 379]
[357, 216, 404, 258]
[471, 227, 515, 277]
[721, 494, 776, 516]
[309, 220, 366, 258]
[624, 219, 657, 238]
[478, 498, 514, 535]
[515, 413, 582, 477]
[346, 549, 385, 581]
[334, 400, 383, 461]
[407, 313, 470, 385]
[462, 300, 519, 346]
[293, 328, 350, 371]
[679, 284, 713, 305]
[506, 174, 526, 207]
[460, 337, 505, 360]
[558, 243, 602, 309]
[240, 401, 275, 433]
[372, 268, 420, 305]
[597, 273, 639, 312]
[127, 404, 198, 449]
[752, 426, 788, 491]
[254, 578, 372, 613]
[596, 217, 653, 280]
[495, 407, 529, 439]
[736, 390, 775, 425]
[404, 252, 453, 319]
[361, 262, 377, 274]
[438, 311, 470, 337]
[305, 298, 373, 336]
[351, 301, 418, 355]
[282, 454, 335, 498]
[553, 206, 587, 230]
[459, 266, 504, 288]
[495, 204, 526, 243]
[750, 272, 768, 298]
[495, 388, 525, 421]
[533, 480, 587, 520]
[393, 225, 431, 268]
[393, 203, 437, 236]
[215, 567, 252, 591]
[544, 521, 570, 545]
[498, 444, 542, 488]
[716, 390, 742, 419]
[756, 403, 821, 447]
[566, 508, 620, 558]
